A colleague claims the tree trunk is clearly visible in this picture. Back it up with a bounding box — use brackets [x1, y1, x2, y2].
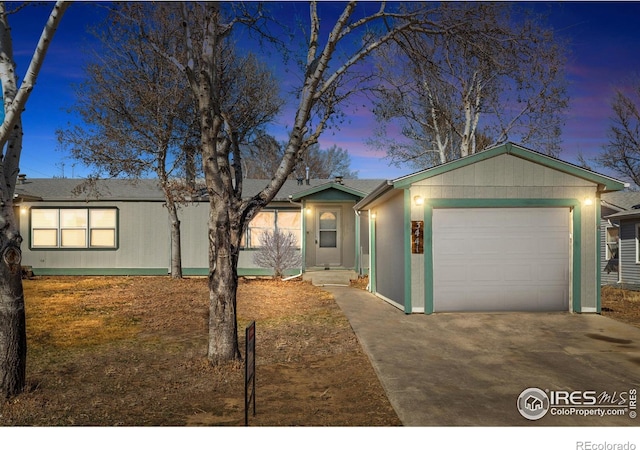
[0, 205, 25, 398]
[167, 201, 183, 279]
[206, 202, 241, 364]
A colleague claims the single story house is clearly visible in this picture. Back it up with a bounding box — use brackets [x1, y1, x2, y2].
[355, 142, 626, 314]
[14, 176, 382, 277]
[600, 190, 640, 287]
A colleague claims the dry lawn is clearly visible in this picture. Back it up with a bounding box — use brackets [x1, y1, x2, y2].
[601, 285, 640, 328]
[2, 277, 638, 427]
[0, 276, 400, 426]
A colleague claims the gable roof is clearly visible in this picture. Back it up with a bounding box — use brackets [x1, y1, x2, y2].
[393, 142, 627, 191]
[356, 142, 627, 209]
[14, 177, 384, 203]
[601, 190, 640, 212]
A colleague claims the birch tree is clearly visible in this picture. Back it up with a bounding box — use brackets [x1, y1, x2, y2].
[369, 2, 568, 168]
[144, 1, 455, 365]
[590, 85, 640, 188]
[0, 1, 69, 397]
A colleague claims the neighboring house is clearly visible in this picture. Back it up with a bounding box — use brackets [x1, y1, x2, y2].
[14, 176, 382, 277]
[355, 142, 626, 314]
[600, 190, 640, 287]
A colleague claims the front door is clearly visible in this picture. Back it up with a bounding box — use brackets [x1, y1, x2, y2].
[316, 208, 341, 267]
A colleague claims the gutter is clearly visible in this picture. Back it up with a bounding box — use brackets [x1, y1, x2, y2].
[353, 180, 394, 211]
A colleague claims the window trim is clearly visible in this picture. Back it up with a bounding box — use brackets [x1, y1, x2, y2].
[30, 207, 119, 250]
[636, 223, 640, 264]
[243, 208, 302, 250]
[605, 225, 619, 261]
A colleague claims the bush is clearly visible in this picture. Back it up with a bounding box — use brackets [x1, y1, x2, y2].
[253, 229, 302, 278]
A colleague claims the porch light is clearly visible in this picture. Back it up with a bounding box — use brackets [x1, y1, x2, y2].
[20, 206, 27, 215]
[371, 212, 377, 220]
[414, 195, 424, 206]
[583, 197, 593, 206]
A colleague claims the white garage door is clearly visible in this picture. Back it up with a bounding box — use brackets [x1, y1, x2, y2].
[432, 208, 570, 312]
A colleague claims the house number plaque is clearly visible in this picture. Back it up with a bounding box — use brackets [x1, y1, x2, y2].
[411, 221, 424, 254]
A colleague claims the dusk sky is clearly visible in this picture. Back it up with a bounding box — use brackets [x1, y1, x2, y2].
[9, 2, 640, 181]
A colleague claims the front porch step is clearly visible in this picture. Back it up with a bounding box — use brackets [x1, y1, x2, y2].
[303, 270, 358, 286]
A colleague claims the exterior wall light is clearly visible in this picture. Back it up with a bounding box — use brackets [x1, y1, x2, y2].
[414, 195, 424, 206]
[583, 198, 593, 206]
[371, 212, 377, 220]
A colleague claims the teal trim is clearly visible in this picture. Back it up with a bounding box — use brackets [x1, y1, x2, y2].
[426, 198, 579, 208]
[596, 198, 602, 313]
[238, 268, 300, 277]
[424, 204, 434, 314]
[300, 191, 360, 202]
[393, 142, 626, 192]
[369, 211, 377, 294]
[30, 267, 301, 277]
[355, 211, 361, 275]
[301, 200, 307, 271]
[32, 267, 169, 276]
[573, 205, 582, 313]
[403, 190, 412, 314]
[291, 182, 366, 201]
[421, 198, 581, 314]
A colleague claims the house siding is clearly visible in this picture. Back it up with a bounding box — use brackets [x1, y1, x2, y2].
[19, 199, 304, 276]
[373, 191, 405, 308]
[21, 201, 171, 274]
[618, 220, 640, 286]
[600, 206, 620, 285]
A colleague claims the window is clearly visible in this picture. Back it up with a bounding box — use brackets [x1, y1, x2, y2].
[606, 226, 619, 261]
[318, 211, 338, 248]
[244, 209, 301, 249]
[31, 208, 117, 249]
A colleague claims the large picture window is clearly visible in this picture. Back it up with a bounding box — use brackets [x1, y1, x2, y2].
[244, 209, 301, 249]
[31, 208, 117, 249]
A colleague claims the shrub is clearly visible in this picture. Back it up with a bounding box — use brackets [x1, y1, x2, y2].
[253, 229, 302, 278]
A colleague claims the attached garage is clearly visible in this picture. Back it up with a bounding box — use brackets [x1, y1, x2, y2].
[432, 207, 569, 312]
[356, 142, 627, 314]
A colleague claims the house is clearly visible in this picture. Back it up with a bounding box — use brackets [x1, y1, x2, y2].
[14, 176, 382, 277]
[355, 142, 626, 314]
[600, 190, 640, 287]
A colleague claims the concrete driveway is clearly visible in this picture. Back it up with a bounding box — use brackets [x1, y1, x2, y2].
[326, 286, 640, 426]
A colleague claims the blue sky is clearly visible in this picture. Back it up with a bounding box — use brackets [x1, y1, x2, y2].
[10, 2, 640, 180]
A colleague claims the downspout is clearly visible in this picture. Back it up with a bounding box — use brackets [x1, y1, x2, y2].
[283, 195, 304, 281]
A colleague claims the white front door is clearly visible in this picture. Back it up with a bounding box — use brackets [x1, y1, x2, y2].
[316, 208, 341, 267]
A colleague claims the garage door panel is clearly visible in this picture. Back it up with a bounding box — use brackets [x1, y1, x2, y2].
[470, 264, 503, 281]
[433, 208, 570, 312]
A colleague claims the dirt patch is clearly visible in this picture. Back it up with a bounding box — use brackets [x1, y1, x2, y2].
[601, 285, 640, 328]
[0, 276, 400, 426]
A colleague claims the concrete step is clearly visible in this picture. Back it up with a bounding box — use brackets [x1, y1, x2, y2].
[303, 270, 358, 286]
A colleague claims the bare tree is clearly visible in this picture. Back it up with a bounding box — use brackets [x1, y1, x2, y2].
[58, 5, 200, 278]
[369, 2, 568, 169]
[0, 1, 69, 397]
[144, 2, 458, 365]
[243, 136, 357, 179]
[590, 85, 640, 187]
[253, 229, 302, 278]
